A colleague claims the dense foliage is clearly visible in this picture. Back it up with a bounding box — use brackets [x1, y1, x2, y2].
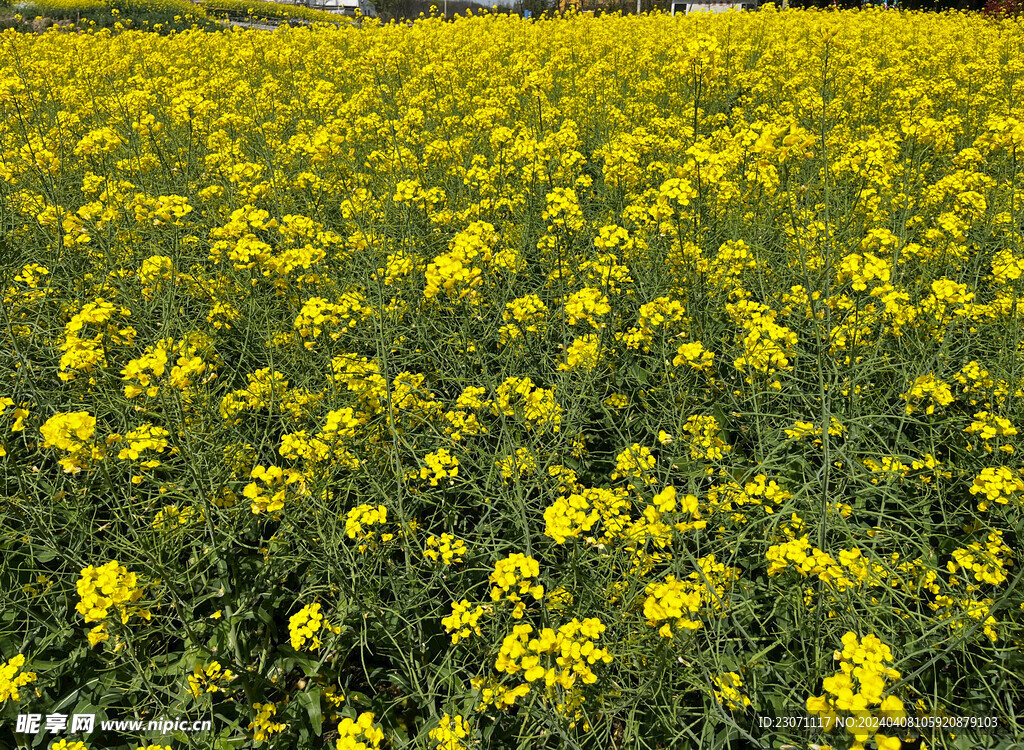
[2, 0, 347, 31]
[199, 0, 349, 25]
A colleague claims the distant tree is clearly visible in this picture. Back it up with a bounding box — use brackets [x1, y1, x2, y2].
[372, 0, 404, 16]
[983, 0, 1022, 14]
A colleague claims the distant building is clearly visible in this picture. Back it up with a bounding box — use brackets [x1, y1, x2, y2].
[306, 0, 378, 15]
[669, 0, 758, 12]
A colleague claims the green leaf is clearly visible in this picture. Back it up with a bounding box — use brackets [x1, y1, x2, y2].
[298, 687, 323, 736]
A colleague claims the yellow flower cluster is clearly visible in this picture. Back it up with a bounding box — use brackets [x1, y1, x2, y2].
[424, 221, 499, 302]
[947, 531, 1014, 587]
[442, 600, 489, 645]
[672, 340, 715, 374]
[861, 456, 912, 484]
[650, 177, 698, 222]
[785, 418, 846, 445]
[838, 252, 892, 292]
[610, 443, 656, 484]
[499, 294, 548, 345]
[110, 422, 172, 484]
[711, 672, 752, 712]
[558, 334, 602, 372]
[88, 624, 112, 647]
[806, 632, 905, 750]
[138, 255, 173, 299]
[706, 473, 792, 521]
[643, 555, 739, 638]
[643, 574, 703, 637]
[561, 287, 611, 328]
[604, 393, 628, 410]
[0, 655, 36, 703]
[248, 702, 286, 743]
[187, 661, 236, 699]
[964, 411, 1018, 454]
[58, 299, 135, 383]
[932, 595, 1000, 642]
[40, 411, 100, 474]
[289, 603, 333, 651]
[970, 466, 1024, 511]
[377, 248, 422, 286]
[152, 504, 200, 530]
[705, 240, 757, 291]
[121, 339, 171, 399]
[279, 407, 363, 469]
[469, 675, 531, 712]
[5, 263, 49, 314]
[542, 187, 586, 232]
[494, 618, 612, 690]
[293, 294, 372, 348]
[767, 537, 887, 594]
[75, 561, 148, 625]
[495, 447, 537, 482]
[244, 465, 306, 515]
[428, 713, 470, 750]
[861, 453, 948, 486]
[0, 398, 30, 452]
[920, 278, 975, 327]
[493, 377, 562, 432]
[542, 486, 630, 545]
[345, 504, 394, 553]
[544, 481, 703, 555]
[444, 386, 491, 441]
[336, 711, 384, 750]
[393, 178, 445, 210]
[424, 533, 468, 565]
[681, 416, 731, 461]
[419, 448, 459, 486]
[489, 554, 544, 619]
[953, 360, 995, 403]
[651, 485, 705, 533]
[990, 247, 1024, 285]
[219, 368, 290, 422]
[617, 296, 685, 352]
[121, 335, 210, 399]
[728, 299, 798, 380]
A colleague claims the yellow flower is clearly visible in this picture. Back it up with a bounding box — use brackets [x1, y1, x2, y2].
[874, 735, 902, 750]
[87, 623, 109, 647]
[558, 334, 602, 371]
[41, 412, 96, 451]
[336, 711, 384, 749]
[428, 713, 470, 750]
[289, 603, 327, 651]
[419, 449, 459, 486]
[489, 554, 544, 616]
[248, 702, 286, 742]
[75, 561, 146, 625]
[424, 533, 469, 565]
[0, 655, 37, 703]
[188, 661, 236, 698]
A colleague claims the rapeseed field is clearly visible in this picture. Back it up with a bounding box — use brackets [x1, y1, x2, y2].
[1, 7, 1023, 749]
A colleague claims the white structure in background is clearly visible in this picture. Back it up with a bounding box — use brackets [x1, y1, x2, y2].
[306, 0, 378, 16]
[670, 0, 756, 12]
